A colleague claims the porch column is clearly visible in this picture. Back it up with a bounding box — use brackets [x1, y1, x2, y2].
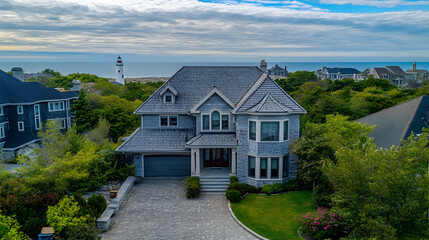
[279, 156, 284, 179]
[195, 150, 201, 176]
[231, 149, 237, 176]
[191, 149, 196, 176]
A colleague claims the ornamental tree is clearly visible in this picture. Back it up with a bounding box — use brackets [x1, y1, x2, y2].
[46, 196, 88, 233]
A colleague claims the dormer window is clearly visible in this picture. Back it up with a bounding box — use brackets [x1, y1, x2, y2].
[160, 84, 178, 104]
[164, 94, 173, 103]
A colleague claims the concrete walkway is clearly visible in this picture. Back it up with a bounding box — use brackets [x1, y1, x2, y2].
[103, 178, 256, 240]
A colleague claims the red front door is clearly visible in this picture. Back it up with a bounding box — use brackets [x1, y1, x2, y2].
[204, 149, 229, 167]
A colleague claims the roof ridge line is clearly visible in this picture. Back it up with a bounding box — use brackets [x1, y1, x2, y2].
[232, 73, 268, 113]
[266, 77, 306, 113]
[400, 96, 424, 142]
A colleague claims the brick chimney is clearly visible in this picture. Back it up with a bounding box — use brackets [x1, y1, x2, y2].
[259, 60, 267, 73]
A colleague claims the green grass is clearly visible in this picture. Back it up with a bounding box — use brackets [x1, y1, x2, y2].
[231, 190, 315, 240]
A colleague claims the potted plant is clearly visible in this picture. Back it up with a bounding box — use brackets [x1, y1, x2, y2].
[109, 190, 118, 198]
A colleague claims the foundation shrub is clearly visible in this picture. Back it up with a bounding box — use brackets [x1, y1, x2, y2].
[226, 189, 242, 203]
[185, 177, 201, 199]
[262, 183, 284, 195]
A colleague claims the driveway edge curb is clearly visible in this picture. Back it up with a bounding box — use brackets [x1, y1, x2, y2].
[227, 201, 269, 240]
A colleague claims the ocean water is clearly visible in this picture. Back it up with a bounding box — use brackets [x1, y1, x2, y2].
[1, 62, 428, 78]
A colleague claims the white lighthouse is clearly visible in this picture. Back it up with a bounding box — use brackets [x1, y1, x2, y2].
[116, 56, 125, 85]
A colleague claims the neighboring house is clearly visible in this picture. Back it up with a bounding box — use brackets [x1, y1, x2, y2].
[370, 66, 408, 86]
[116, 66, 306, 187]
[356, 95, 429, 149]
[316, 67, 361, 80]
[0, 69, 78, 160]
[405, 62, 429, 83]
[268, 64, 289, 77]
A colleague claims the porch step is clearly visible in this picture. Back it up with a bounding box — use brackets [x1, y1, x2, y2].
[200, 177, 230, 193]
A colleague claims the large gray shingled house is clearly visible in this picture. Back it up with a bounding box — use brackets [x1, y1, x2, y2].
[0, 69, 78, 160]
[117, 66, 306, 187]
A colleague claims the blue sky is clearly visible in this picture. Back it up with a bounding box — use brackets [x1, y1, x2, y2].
[0, 0, 428, 62]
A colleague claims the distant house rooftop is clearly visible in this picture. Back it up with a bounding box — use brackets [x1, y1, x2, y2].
[356, 95, 429, 148]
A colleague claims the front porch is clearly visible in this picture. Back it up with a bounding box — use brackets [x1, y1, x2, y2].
[190, 148, 237, 177]
[186, 133, 238, 178]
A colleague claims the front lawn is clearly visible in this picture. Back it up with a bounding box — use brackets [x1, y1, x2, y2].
[231, 190, 315, 240]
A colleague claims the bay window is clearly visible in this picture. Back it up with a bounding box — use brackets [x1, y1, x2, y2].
[261, 122, 279, 141]
[260, 157, 267, 178]
[248, 156, 255, 178]
[249, 121, 256, 140]
[271, 158, 279, 179]
[248, 155, 288, 180]
[283, 120, 289, 141]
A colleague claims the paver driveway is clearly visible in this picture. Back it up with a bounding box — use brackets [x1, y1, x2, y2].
[103, 178, 256, 240]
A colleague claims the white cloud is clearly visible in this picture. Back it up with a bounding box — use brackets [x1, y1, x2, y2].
[0, 0, 428, 61]
[320, 0, 429, 8]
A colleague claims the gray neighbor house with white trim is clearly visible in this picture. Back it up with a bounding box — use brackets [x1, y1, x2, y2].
[0, 69, 78, 160]
[117, 66, 306, 187]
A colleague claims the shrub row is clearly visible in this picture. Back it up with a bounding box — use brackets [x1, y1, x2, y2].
[226, 178, 302, 202]
[185, 177, 201, 199]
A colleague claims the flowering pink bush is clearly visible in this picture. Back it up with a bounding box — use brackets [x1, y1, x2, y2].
[297, 207, 348, 239]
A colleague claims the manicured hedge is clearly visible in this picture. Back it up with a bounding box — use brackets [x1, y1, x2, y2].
[185, 177, 201, 198]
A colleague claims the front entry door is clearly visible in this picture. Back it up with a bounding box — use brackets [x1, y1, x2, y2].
[203, 149, 230, 167]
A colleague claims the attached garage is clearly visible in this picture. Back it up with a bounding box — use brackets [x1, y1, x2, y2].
[144, 155, 191, 177]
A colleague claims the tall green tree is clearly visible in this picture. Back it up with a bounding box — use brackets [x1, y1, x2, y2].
[325, 130, 429, 239]
[70, 90, 95, 133]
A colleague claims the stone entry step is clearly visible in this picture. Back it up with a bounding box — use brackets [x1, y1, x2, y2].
[200, 177, 230, 193]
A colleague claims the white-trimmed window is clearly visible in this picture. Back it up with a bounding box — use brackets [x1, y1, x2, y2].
[18, 121, 24, 131]
[248, 155, 288, 180]
[49, 102, 65, 111]
[0, 106, 3, 116]
[160, 115, 178, 127]
[163, 94, 174, 103]
[248, 119, 290, 142]
[34, 104, 41, 130]
[201, 110, 229, 131]
[66, 100, 70, 110]
[249, 121, 256, 141]
[0, 123, 6, 138]
[17, 106, 24, 114]
[48, 118, 67, 129]
[283, 120, 289, 141]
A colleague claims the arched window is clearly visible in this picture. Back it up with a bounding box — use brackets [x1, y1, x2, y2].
[211, 111, 220, 130]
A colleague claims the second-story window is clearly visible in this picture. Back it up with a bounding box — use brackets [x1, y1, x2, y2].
[0, 106, 3, 116]
[49, 102, 65, 111]
[17, 106, 24, 114]
[261, 122, 279, 141]
[18, 121, 24, 131]
[202, 110, 230, 131]
[160, 116, 178, 127]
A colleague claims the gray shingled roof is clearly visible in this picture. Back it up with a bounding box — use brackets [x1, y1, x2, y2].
[234, 77, 305, 113]
[135, 66, 264, 114]
[0, 69, 78, 104]
[386, 66, 406, 76]
[246, 94, 292, 113]
[116, 128, 193, 153]
[186, 133, 237, 147]
[356, 95, 429, 148]
[326, 68, 360, 75]
[269, 65, 285, 71]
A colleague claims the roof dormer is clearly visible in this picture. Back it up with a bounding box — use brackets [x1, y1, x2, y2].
[160, 84, 178, 104]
